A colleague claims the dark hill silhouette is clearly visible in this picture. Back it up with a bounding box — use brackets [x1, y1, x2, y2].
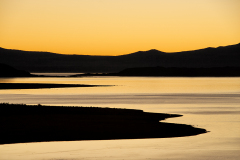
[0, 63, 32, 77]
[0, 43, 239, 73]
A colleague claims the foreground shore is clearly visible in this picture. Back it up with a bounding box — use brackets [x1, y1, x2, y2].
[0, 103, 207, 145]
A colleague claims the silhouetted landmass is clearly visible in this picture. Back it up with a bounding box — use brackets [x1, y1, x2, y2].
[0, 63, 107, 88]
[0, 83, 102, 89]
[70, 66, 240, 77]
[0, 43, 239, 73]
[114, 66, 240, 77]
[0, 63, 32, 77]
[0, 63, 69, 77]
[0, 103, 207, 144]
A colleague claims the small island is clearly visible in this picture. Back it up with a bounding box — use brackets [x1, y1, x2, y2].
[0, 103, 207, 145]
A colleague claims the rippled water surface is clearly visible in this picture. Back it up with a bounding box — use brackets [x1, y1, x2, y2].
[0, 76, 240, 160]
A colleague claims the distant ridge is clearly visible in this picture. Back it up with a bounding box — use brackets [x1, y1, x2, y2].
[0, 43, 239, 73]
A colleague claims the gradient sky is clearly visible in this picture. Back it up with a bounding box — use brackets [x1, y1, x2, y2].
[1, 0, 240, 55]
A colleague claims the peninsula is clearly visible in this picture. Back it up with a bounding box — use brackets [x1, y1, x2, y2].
[0, 103, 207, 144]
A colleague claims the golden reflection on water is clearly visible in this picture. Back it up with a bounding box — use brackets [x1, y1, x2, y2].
[0, 77, 240, 160]
[0, 77, 240, 95]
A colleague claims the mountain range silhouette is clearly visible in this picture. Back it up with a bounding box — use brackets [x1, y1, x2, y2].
[0, 43, 239, 73]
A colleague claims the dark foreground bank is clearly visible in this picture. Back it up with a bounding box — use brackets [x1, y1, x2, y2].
[0, 103, 207, 145]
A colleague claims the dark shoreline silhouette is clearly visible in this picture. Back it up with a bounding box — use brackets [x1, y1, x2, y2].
[0, 63, 65, 78]
[1, 63, 240, 78]
[0, 43, 239, 73]
[0, 103, 207, 145]
[71, 66, 240, 77]
[115, 66, 240, 77]
[0, 83, 104, 89]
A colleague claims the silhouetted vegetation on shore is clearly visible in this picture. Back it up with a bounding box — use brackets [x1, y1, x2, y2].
[0, 103, 207, 144]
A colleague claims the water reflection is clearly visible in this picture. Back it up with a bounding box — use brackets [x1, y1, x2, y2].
[0, 77, 240, 94]
[0, 77, 239, 160]
[0, 93, 240, 107]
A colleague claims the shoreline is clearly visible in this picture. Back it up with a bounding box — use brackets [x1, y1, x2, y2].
[0, 83, 106, 89]
[0, 103, 207, 145]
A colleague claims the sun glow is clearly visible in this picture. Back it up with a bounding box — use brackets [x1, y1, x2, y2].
[1, 0, 239, 55]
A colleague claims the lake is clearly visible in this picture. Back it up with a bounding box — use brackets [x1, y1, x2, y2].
[0, 76, 240, 160]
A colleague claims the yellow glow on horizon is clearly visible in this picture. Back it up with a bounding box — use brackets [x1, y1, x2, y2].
[0, 0, 239, 55]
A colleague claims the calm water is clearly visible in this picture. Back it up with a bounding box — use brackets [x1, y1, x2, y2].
[0, 76, 240, 160]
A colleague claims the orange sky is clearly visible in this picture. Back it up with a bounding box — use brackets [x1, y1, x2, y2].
[0, 0, 240, 56]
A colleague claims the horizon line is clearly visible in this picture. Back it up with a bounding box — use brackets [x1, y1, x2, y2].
[1, 42, 239, 56]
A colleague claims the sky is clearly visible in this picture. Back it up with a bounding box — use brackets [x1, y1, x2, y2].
[0, 0, 240, 56]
